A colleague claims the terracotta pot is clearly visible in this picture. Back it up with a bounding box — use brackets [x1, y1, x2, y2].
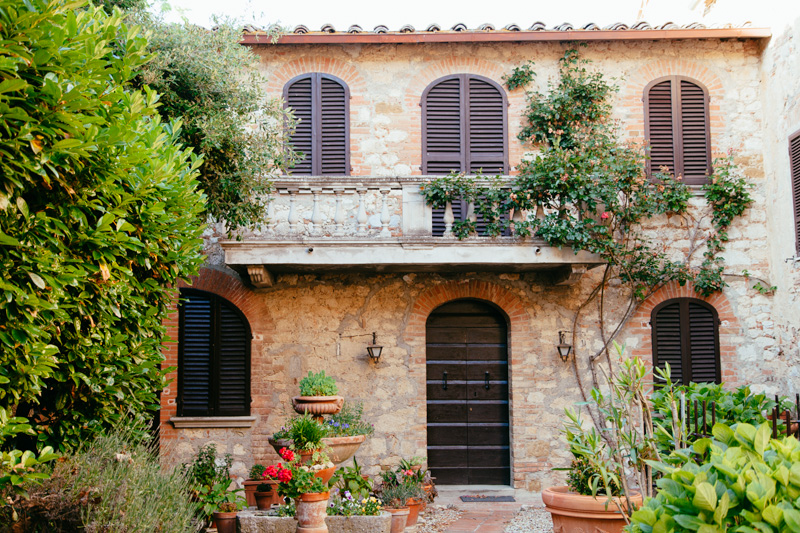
[313, 465, 336, 485]
[385, 507, 410, 533]
[292, 395, 344, 419]
[542, 486, 643, 533]
[211, 511, 237, 533]
[296, 491, 330, 533]
[405, 498, 424, 527]
[246, 479, 281, 508]
[269, 435, 367, 466]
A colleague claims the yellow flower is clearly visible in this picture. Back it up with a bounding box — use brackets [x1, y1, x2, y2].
[362, 498, 367, 504]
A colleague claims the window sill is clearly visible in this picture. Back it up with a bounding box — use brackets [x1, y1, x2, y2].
[169, 416, 256, 429]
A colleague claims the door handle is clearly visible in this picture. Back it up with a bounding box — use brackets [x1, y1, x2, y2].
[485, 371, 490, 390]
[442, 371, 448, 390]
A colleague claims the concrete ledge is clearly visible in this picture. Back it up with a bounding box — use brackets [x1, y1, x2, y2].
[238, 510, 391, 533]
[169, 416, 256, 428]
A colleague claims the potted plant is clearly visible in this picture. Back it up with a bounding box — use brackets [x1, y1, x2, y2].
[255, 463, 291, 510]
[378, 483, 414, 533]
[184, 443, 246, 528]
[212, 501, 242, 533]
[331, 457, 372, 500]
[292, 370, 344, 420]
[270, 413, 328, 462]
[244, 463, 266, 507]
[274, 449, 331, 533]
[383, 466, 427, 527]
[544, 345, 651, 533]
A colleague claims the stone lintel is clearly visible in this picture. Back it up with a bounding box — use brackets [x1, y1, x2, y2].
[169, 416, 257, 428]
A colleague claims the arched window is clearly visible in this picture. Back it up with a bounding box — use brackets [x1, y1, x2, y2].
[421, 74, 508, 234]
[651, 298, 720, 385]
[178, 289, 251, 416]
[644, 76, 711, 184]
[284, 73, 350, 175]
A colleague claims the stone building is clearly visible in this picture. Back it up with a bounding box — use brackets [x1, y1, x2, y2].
[159, 20, 800, 492]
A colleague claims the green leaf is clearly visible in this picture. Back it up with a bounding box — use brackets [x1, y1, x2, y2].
[28, 273, 46, 289]
[694, 481, 718, 512]
[674, 514, 707, 530]
[0, 230, 20, 246]
[762, 505, 782, 527]
[753, 423, 770, 455]
[783, 508, 800, 532]
[0, 79, 27, 94]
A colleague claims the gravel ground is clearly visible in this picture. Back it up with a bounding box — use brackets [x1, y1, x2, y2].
[416, 504, 464, 532]
[504, 506, 554, 533]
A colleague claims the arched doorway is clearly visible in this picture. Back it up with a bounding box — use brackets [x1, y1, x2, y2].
[426, 299, 510, 485]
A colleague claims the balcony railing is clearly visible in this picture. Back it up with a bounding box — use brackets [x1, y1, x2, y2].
[220, 176, 604, 286]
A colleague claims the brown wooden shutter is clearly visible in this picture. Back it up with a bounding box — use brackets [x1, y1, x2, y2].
[790, 129, 800, 253]
[285, 73, 350, 175]
[652, 298, 720, 385]
[179, 290, 251, 417]
[179, 293, 213, 415]
[423, 75, 508, 235]
[644, 76, 711, 185]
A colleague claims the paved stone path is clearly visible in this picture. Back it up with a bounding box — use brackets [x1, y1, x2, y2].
[441, 509, 517, 532]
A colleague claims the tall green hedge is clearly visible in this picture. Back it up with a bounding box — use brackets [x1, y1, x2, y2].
[0, 0, 205, 451]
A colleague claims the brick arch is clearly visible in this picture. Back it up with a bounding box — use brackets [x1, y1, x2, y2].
[160, 266, 274, 441]
[621, 60, 725, 145]
[403, 59, 525, 175]
[267, 57, 367, 95]
[625, 281, 740, 385]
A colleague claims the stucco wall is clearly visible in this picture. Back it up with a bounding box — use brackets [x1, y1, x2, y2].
[159, 36, 799, 490]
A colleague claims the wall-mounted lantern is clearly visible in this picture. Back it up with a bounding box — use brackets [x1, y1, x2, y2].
[557, 331, 572, 362]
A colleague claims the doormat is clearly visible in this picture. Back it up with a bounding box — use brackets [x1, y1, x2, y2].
[460, 495, 516, 502]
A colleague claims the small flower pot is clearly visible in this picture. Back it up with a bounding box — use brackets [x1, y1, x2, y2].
[211, 511, 237, 533]
[405, 497, 424, 527]
[296, 491, 330, 533]
[384, 507, 410, 533]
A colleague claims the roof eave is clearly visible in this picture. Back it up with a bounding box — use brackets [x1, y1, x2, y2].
[241, 27, 771, 45]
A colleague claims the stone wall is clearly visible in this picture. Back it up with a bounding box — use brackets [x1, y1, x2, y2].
[159, 35, 798, 490]
[762, 15, 800, 390]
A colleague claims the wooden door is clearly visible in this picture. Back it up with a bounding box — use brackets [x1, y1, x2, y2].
[426, 300, 510, 485]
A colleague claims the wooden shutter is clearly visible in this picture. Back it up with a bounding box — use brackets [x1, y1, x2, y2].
[790, 130, 800, 253]
[284, 73, 350, 175]
[178, 290, 251, 417]
[423, 75, 508, 235]
[652, 298, 720, 385]
[644, 76, 711, 185]
[179, 293, 213, 415]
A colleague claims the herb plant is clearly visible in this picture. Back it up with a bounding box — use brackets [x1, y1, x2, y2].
[299, 371, 339, 396]
[288, 414, 328, 452]
[326, 402, 375, 437]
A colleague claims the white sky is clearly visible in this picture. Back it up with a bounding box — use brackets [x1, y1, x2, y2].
[157, 0, 799, 33]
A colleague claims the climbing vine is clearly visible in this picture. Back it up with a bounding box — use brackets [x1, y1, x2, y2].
[420, 47, 760, 404]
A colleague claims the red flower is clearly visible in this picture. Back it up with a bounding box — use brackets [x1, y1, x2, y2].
[404, 469, 414, 476]
[264, 465, 279, 479]
[278, 447, 295, 462]
[277, 468, 292, 482]
[600, 212, 610, 220]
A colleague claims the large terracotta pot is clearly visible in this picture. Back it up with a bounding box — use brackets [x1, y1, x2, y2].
[211, 511, 237, 533]
[268, 435, 366, 466]
[292, 395, 344, 419]
[405, 498, 424, 527]
[384, 507, 410, 533]
[296, 491, 330, 533]
[542, 486, 642, 533]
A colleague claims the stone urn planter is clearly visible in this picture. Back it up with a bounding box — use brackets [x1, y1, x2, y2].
[542, 486, 643, 533]
[268, 435, 366, 466]
[384, 507, 410, 533]
[292, 395, 344, 420]
[296, 491, 330, 533]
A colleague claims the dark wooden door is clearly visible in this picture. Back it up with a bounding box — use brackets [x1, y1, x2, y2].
[426, 300, 510, 485]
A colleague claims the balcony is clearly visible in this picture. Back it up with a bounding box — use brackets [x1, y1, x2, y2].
[220, 176, 604, 287]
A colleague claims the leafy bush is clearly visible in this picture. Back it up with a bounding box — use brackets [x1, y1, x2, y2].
[331, 458, 372, 500]
[287, 414, 328, 452]
[0, 0, 204, 451]
[249, 463, 267, 481]
[325, 402, 375, 437]
[630, 422, 800, 532]
[565, 455, 621, 497]
[184, 443, 244, 523]
[1, 423, 200, 532]
[299, 371, 339, 396]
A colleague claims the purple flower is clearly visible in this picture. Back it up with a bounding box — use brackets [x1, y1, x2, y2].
[343, 423, 350, 429]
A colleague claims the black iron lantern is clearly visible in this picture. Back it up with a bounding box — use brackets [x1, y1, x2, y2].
[557, 331, 572, 362]
[366, 332, 383, 363]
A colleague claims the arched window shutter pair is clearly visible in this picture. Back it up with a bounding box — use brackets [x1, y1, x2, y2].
[178, 289, 251, 417]
[644, 76, 712, 184]
[284, 73, 349, 175]
[651, 298, 720, 385]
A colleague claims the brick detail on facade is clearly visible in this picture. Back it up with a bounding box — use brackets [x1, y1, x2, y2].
[160, 267, 274, 449]
[625, 281, 742, 385]
[404, 280, 550, 488]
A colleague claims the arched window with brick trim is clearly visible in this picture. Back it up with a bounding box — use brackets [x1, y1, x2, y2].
[178, 289, 251, 416]
[421, 74, 508, 235]
[644, 76, 712, 185]
[651, 298, 720, 385]
[283, 73, 350, 176]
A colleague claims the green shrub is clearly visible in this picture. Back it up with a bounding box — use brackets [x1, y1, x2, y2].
[249, 463, 266, 481]
[566, 455, 621, 497]
[299, 371, 339, 396]
[184, 443, 244, 523]
[331, 457, 372, 500]
[0, 0, 205, 452]
[287, 414, 328, 452]
[630, 422, 800, 532]
[1, 423, 200, 532]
